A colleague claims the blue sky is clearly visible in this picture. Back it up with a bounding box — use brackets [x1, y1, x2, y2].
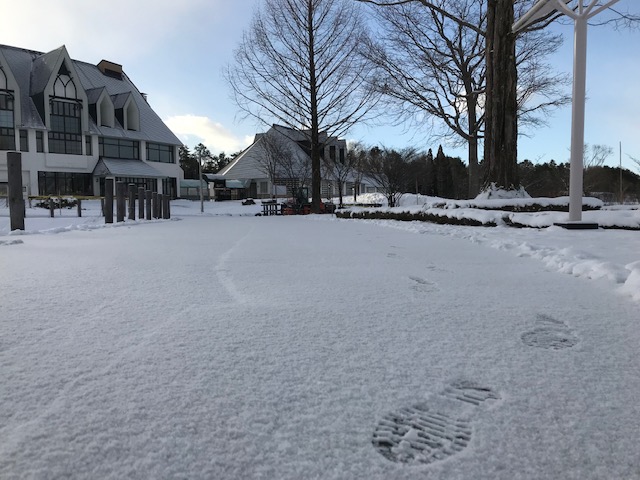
[3, 0, 639, 170]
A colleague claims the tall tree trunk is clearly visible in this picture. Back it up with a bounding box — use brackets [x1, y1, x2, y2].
[467, 97, 480, 198]
[484, 0, 519, 190]
[308, 0, 321, 213]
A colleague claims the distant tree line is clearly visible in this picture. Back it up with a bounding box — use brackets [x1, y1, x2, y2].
[352, 143, 640, 205]
[179, 144, 240, 179]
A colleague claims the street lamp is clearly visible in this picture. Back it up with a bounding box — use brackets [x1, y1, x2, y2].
[513, 0, 620, 227]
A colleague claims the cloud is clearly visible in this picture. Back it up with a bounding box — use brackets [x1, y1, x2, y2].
[1, 0, 214, 62]
[165, 115, 253, 154]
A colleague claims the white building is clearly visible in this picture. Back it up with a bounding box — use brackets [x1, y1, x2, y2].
[218, 124, 378, 200]
[0, 44, 183, 198]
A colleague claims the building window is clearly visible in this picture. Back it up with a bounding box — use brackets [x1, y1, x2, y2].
[0, 93, 15, 150]
[99, 177, 156, 196]
[53, 64, 78, 99]
[38, 171, 92, 196]
[339, 148, 345, 164]
[99, 137, 139, 159]
[329, 145, 336, 161]
[19, 130, 28, 152]
[146, 142, 174, 163]
[36, 131, 44, 152]
[85, 135, 92, 156]
[48, 100, 82, 155]
[162, 177, 177, 199]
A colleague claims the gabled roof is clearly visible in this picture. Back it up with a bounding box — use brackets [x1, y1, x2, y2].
[0, 43, 182, 145]
[85, 86, 106, 104]
[111, 92, 131, 109]
[218, 124, 345, 181]
[93, 158, 166, 178]
[29, 46, 65, 96]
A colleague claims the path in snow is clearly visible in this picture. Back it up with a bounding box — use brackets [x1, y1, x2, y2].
[1, 216, 639, 479]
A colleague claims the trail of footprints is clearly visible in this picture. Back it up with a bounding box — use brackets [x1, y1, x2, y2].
[373, 315, 579, 465]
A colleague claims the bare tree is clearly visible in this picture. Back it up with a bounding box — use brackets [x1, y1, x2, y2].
[227, 0, 379, 212]
[347, 142, 368, 202]
[253, 134, 283, 198]
[362, 0, 486, 198]
[358, 0, 636, 194]
[362, 147, 416, 207]
[582, 143, 612, 194]
[583, 143, 613, 169]
[276, 141, 313, 198]
[322, 143, 358, 207]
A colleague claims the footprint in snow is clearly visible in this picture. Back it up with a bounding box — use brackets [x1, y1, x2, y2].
[409, 275, 439, 293]
[521, 314, 578, 350]
[372, 381, 500, 465]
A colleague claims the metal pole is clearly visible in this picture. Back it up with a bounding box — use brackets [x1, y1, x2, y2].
[619, 141, 623, 203]
[568, 12, 588, 222]
[198, 150, 204, 213]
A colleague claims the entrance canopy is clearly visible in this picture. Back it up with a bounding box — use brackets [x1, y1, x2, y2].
[93, 158, 166, 178]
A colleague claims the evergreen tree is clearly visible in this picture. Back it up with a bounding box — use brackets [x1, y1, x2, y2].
[179, 146, 199, 179]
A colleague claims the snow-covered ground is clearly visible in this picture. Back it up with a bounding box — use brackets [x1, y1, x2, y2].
[1, 198, 639, 479]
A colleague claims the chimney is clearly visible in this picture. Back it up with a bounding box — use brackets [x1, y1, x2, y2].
[97, 60, 123, 80]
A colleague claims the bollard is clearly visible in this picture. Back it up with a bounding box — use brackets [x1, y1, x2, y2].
[77, 198, 82, 217]
[7, 152, 25, 231]
[162, 194, 170, 219]
[152, 192, 159, 219]
[145, 190, 152, 220]
[116, 181, 126, 222]
[105, 179, 114, 224]
[138, 187, 145, 220]
[49, 198, 54, 217]
[128, 183, 136, 220]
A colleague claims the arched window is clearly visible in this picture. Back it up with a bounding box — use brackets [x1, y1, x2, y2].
[53, 64, 77, 99]
[49, 64, 83, 154]
[0, 66, 15, 150]
[0, 66, 7, 89]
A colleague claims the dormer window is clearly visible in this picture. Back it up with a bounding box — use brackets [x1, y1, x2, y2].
[124, 99, 139, 131]
[98, 94, 114, 127]
[114, 93, 139, 131]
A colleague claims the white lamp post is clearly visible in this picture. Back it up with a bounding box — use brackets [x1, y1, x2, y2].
[514, 0, 620, 227]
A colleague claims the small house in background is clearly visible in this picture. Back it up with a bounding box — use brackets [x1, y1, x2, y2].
[202, 174, 249, 201]
[217, 124, 356, 200]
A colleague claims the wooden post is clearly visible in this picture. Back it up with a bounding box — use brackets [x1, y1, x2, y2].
[128, 183, 136, 220]
[116, 181, 126, 222]
[49, 198, 54, 217]
[138, 187, 145, 219]
[152, 192, 159, 219]
[77, 198, 82, 217]
[105, 179, 114, 224]
[145, 190, 152, 220]
[162, 194, 170, 219]
[7, 152, 25, 231]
